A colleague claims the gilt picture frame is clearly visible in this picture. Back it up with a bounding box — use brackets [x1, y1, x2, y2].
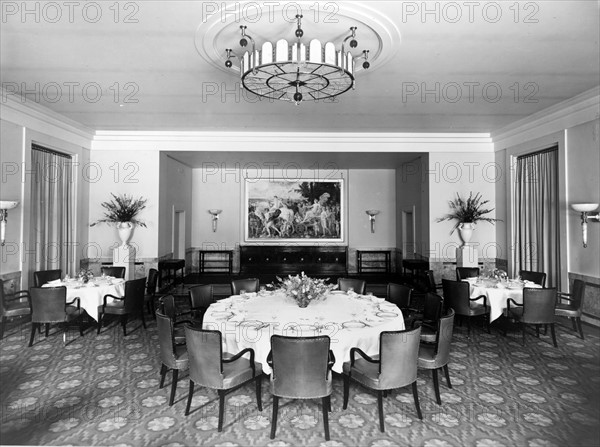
[244, 178, 344, 243]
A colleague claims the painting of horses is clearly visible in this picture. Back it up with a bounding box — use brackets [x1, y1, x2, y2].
[244, 178, 344, 242]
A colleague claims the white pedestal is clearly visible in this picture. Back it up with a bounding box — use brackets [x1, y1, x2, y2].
[113, 245, 136, 280]
[456, 245, 478, 267]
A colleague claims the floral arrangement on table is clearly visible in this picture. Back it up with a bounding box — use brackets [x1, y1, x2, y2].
[492, 268, 508, 281]
[90, 193, 147, 227]
[275, 272, 337, 308]
[436, 192, 500, 233]
[77, 268, 94, 283]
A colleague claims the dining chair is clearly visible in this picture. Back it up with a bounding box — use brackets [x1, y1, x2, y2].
[183, 326, 263, 431]
[158, 294, 192, 344]
[33, 269, 62, 287]
[386, 282, 417, 323]
[555, 279, 585, 339]
[418, 308, 455, 405]
[337, 278, 366, 295]
[28, 286, 84, 347]
[101, 266, 126, 279]
[442, 279, 489, 336]
[144, 268, 159, 316]
[231, 278, 259, 295]
[156, 310, 189, 406]
[424, 270, 443, 293]
[268, 335, 334, 440]
[0, 279, 31, 339]
[504, 287, 558, 347]
[343, 327, 423, 432]
[97, 277, 147, 336]
[519, 270, 547, 287]
[188, 284, 215, 324]
[412, 293, 443, 343]
[455, 267, 480, 281]
[386, 283, 412, 310]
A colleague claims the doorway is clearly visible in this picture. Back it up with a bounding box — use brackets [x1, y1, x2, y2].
[173, 210, 185, 259]
[402, 207, 416, 259]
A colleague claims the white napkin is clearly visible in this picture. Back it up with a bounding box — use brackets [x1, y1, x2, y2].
[47, 279, 62, 286]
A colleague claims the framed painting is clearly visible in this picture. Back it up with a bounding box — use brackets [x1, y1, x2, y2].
[244, 178, 344, 243]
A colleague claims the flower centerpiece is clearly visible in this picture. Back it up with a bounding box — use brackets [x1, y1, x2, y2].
[276, 272, 337, 308]
[90, 193, 147, 247]
[492, 268, 508, 281]
[77, 268, 94, 283]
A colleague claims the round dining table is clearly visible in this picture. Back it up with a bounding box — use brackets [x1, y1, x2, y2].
[42, 277, 126, 321]
[202, 290, 405, 374]
[466, 278, 542, 322]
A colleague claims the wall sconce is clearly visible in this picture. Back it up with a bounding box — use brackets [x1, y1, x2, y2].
[208, 209, 222, 232]
[0, 200, 19, 246]
[365, 210, 380, 233]
[571, 203, 600, 248]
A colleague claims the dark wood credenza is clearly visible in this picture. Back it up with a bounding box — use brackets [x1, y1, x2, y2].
[239, 245, 347, 277]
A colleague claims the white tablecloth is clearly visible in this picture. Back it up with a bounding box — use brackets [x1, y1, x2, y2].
[43, 278, 125, 321]
[203, 291, 405, 374]
[467, 279, 542, 322]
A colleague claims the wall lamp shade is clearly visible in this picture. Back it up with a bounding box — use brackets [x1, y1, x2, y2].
[208, 209, 222, 232]
[571, 203, 600, 248]
[365, 210, 380, 233]
[0, 200, 19, 246]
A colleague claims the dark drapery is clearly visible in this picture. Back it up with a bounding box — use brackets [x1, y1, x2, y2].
[514, 146, 560, 288]
[29, 144, 74, 280]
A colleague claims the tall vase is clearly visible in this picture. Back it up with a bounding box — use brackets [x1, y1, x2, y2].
[117, 222, 135, 248]
[458, 222, 475, 246]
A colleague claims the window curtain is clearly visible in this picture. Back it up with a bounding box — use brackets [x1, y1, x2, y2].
[513, 146, 560, 288]
[29, 145, 73, 280]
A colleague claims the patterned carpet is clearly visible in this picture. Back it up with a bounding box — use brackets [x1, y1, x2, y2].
[1, 316, 599, 447]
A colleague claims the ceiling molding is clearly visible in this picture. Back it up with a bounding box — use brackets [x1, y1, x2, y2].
[92, 131, 493, 153]
[492, 86, 600, 150]
[0, 89, 95, 148]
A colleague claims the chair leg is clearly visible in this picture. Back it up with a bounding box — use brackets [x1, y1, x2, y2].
[377, 390, 385, 432]
[342, 374, 350, 409]
[169, 369, 178, 406]
[121, 315, 128, 336]
[45, 323, 50, 338]
[486, 314, 490, 334]
[432, 368, 441, 405]
[29, 322, 37, 347]
[78, 315, 84, 337]
[217, 390, 226, 432]
[159, 364, 167, 389]
[571, 318, 577, 331]
[141, 311, 147, 329]
[576, 317, 584, 340]
[0, 317, 5, 340]
[322, 396, 330, 441]
[521, 323, 527, 346]
[270, 395, 279, 439]
[466, 317, 471, 336]
[412, 381, 423, 420]
[443, 365, 453, 389]
[535, 324, 540, 338]
[185, 381, 194, 416]
[255, 375, 263, 411]
[97, 314, 103, 334]
[550, 323, 558, 348]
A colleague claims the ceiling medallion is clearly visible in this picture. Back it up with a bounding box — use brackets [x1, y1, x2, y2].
[224, 14, 370, 105]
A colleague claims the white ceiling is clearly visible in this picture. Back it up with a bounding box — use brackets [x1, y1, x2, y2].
[2, 1, 599, 136]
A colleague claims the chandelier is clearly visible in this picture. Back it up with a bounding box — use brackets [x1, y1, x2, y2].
[224, 14, 370, 105]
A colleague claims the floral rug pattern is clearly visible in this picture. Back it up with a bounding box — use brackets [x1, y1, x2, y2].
[1, 318, 599, 447]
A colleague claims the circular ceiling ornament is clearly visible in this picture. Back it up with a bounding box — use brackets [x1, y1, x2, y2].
[195, 2, 400, 104]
